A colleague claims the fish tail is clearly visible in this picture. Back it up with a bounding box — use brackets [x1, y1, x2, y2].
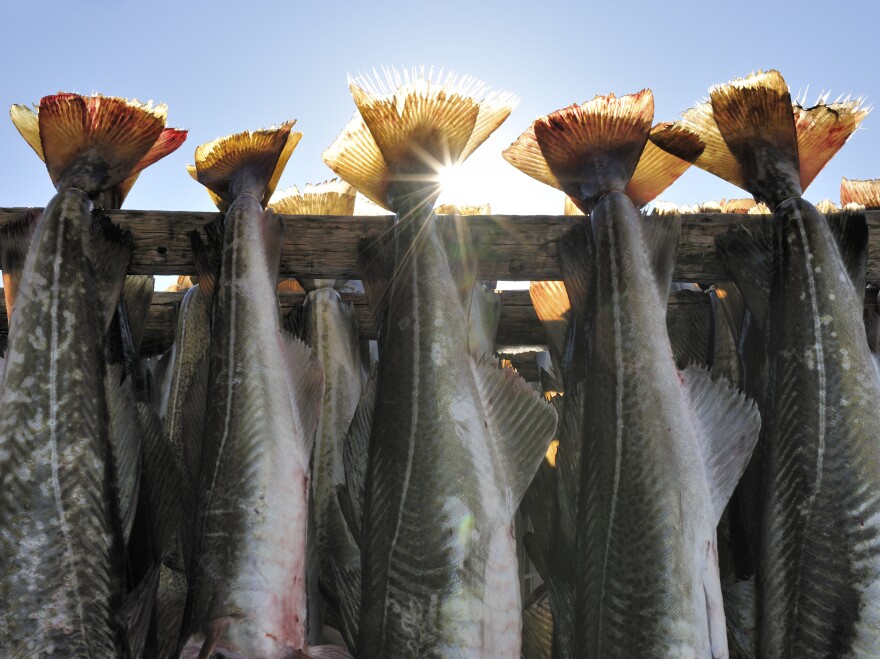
[190, 122, 301, 210]
[628, 123, 704, 207]
[323, 115, 390, 211]
[1, 209, 39, 319]
[794, 97, 868, 192]
[29, 93, 169, 193]
[841, 177, 880, 209]
[117, 126, 188, 204]
[269, 179, 357, 216]
[503, 90, 655, 210]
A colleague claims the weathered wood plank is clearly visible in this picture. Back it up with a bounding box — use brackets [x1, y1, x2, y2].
[2, 208, 878, 282]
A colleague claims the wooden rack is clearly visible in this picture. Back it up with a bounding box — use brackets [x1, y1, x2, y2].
[2, 208, 878, 282]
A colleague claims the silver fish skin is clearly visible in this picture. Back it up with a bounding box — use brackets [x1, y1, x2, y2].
[300, 286, 362, 647]
[184, 194, 323, 657]
[574, 191, 759, 658]
[738, 199, 880, 657]
[358, 192, 557, 659]
[0, 189, 122, 656]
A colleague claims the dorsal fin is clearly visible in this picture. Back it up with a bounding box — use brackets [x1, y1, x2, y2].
[121, 275, 155, 357]
[826, 207, 868, 295]
[681, 364, 761, 525]
[627, 123, 704, 207]
[504, 91, 654, 209]
[467, 284, 501, 359]
[470, 356, 558, 511]
[709, 282, 746, 388]
[88, 214, 133, 332]
[35, 93, 167, 193]
[188, 219, 224, 311]
[341, 362, 378, 544]
[714, 217, 774, 332]
[529, 280, 571, 365]
[841, 177, 880, 209]
[279, 334, 325, 462]
[1, 209, 39, 320]
[557, 223, 593, 324]
[357, 231, 395, 329]
[637, 208, 681, 304]
[191, 122, 301, 210]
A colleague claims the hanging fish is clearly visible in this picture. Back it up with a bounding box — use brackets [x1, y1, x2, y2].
[506, 90, 761, 657]
[0, 92, 170, 656]
[654, 69, 880, 657]
[270, 179, 364, 649]
[180, 123, 329, 658]
[323, 68, 557, 658]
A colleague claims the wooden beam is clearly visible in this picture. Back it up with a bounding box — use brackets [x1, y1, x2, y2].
[2, 208, 879, 283]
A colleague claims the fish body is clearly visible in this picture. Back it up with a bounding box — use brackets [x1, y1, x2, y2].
[184, 194, 323, 657]
[358, 194, 556, 658]
[749, 199, 880, 657]
[574, 192, 751, 658]
[300, 287, 362, 647]
[0, 189, 124, 656]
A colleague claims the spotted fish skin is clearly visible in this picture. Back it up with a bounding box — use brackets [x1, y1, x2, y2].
[739, 200, 880, 657]
[358, 192, 557, 659]
[0, 189, 123, 656]
[184, 194, 324, 658]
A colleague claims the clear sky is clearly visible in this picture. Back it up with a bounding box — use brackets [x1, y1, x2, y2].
[2, 0, 877, 216]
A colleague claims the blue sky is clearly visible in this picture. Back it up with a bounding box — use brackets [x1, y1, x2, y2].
[2, 0, 877, 216]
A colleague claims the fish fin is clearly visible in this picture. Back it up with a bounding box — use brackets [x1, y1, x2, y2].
[121, 275, 155, 357]
[710, 282, 746, 387]
[117, 126, 188, 204]
[529, 91, 654, 207]
[638, 208, 681, 304]
[189, 218, 224, 310]
[104, 361, 142, 544]
[841, 177, 880, 209]
[341, 362, 379, 542]
[89, 214, 133, 332]
[37, 93, 167, 192]
[682, 364, 761, 525]
[322, 115, 391, 211]
[795, 99, 868, 192]
[522, 593, 554, 659]
[826, 207, 868, 294]
[722, 576, 757, 659]
[155, 563, 188, 659]
[1, 209, 39, 319]
[667, 289, 711, 368]
[707, 71, 801, 206]
[10, 103, 43, 160]
[467, 283, 501, 359]
[322, 551, 361, 655]
[471, 356, 558, 510]
[714, 217, 774, 333]
[270, 179, 357, 216]
[439, 216, 479, 311]
[627, 123, 704, 207]
[358, 232, 395, 325]
[502, 122, 562, 192]
[529, 281, 571, 365]
[299, 644, 355, 658]
[521, 456, 557, 547]
[280, 334, 325, 459]
[192, 122, 301, 209]
[557, 223, 593, 324]
[523, 533, 549, 583]
[121, 563, 161, 659]
[348, 73, 480, 171]
[138, 401, 183, 560]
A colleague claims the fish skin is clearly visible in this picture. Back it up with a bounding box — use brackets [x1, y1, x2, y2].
[299, 287, 362, 647]
[0, 189, 123, 656]
[357, 191, 557, 659]
[739, 199, 880, 657]
[183, 194, 324, 657]
[574, 191, 756, 658]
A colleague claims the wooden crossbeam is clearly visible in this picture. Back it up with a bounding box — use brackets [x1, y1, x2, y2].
[2, 208, 879, 283]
